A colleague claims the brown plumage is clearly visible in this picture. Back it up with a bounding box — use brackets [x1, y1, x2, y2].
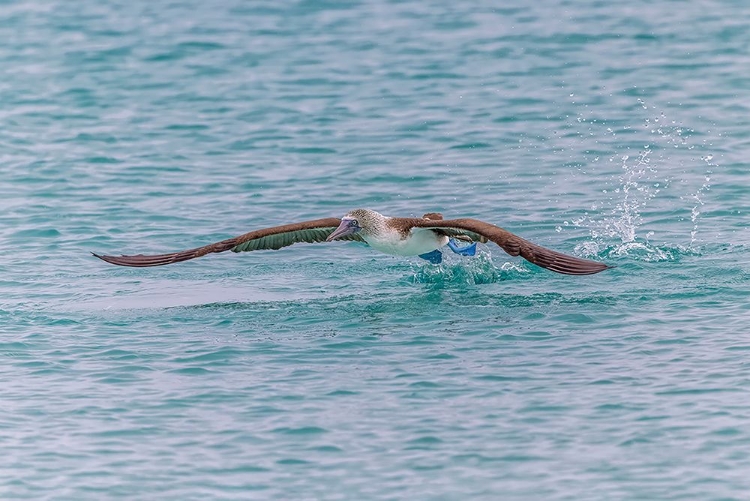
[92, 217, 364, 267]
[93, 209, 611, 275]
[394, 217, 608, 275]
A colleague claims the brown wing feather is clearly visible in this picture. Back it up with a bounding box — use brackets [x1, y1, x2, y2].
[422, 212, 443, 220]
[403, 217, 610, 275]
[93, 217, 363, 268]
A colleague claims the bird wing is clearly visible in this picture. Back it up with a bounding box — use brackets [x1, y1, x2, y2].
[93, 217, 365, 267]
[421, 212, 443, 220]
[402, 217, 610, 275]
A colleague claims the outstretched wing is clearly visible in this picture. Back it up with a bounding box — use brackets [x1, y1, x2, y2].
[93, 217, 365, 267]
[404, 217, 610, 275]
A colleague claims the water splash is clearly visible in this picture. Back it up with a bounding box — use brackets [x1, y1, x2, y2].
[568, 144, 664, 248]
[565, 99, 714, 260]
[409, 251, 527, 285]
[607, 147, 658, 243]
[686, 156, 713, 248]
[575, 239, 700, 263]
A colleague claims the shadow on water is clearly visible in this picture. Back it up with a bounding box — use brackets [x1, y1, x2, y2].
[170, 285, 621, 327]
[140, 289, 616, 342]
[74, 240, 630, 326]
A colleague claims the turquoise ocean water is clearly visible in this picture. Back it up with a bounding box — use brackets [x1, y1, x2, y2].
[2, 1, 749, 499]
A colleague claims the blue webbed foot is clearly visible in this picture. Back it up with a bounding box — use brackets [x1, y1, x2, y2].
[419, 249, 443, 264]
[447, 238, 477, 256]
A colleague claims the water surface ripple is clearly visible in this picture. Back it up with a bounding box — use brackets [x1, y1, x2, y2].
[2, 1, 749, 499]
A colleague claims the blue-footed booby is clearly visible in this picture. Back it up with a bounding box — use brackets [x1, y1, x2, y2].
[93, 209, 610, 275]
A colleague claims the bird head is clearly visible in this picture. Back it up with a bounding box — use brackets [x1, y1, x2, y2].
[326, 209, 378, 241]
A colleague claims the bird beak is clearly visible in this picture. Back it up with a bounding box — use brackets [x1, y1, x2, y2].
[326, 219, 357, 241]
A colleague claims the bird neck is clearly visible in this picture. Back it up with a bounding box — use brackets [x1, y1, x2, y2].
[358, 210, 390, 239]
